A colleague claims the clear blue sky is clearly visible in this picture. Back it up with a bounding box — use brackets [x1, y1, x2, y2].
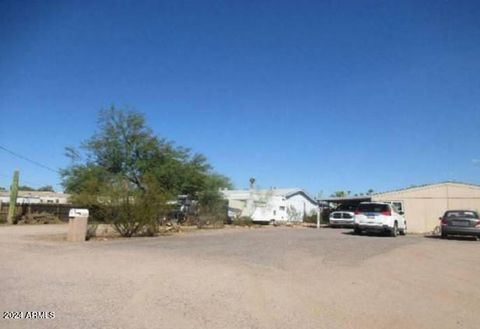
[1, 0, 479, 196]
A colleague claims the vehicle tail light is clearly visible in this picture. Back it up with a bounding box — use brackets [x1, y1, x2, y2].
[380, 210, 391, 216]
[476, 220, 480, 228]
[440, 218, 448, 225]
[354, 209, 360, 215]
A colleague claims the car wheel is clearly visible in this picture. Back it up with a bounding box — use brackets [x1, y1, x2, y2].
[354, 227, 361, 235]
[390, 223, 398, 237]
[400, 225, 407, 236]
[441, 232, 448, 239]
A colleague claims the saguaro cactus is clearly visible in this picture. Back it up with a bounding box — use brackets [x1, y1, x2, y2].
[7, 170, 19, 224]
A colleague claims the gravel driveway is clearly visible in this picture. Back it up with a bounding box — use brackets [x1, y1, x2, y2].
[1, 224, 479, 329]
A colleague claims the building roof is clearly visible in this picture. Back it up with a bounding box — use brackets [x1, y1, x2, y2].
[374, 181, 480, 196]
[319, 195, 372, 203]
[221, 188, 318, 204]
[0, 190, 70, 199]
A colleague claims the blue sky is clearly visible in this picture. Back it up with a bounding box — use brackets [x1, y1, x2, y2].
[1, 0, 479, 197]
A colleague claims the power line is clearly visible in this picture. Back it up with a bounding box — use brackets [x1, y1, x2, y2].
[0, 173, 54, 186]
[0, 144, 60, 174]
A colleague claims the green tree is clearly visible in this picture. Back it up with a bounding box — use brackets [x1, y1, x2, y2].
[330, 191, 347, 197]
[17, 185, 55, 192]
[196, 173, 231, 226]
[61, 107, 231, 236]
[18, 185, 36, 191]
[37, 185, 55, 192]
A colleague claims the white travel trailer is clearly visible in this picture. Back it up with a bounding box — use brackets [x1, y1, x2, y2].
[221, 188, 318, 223]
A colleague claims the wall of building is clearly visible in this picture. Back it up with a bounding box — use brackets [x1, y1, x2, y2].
[229, 199, 246, 213]
[285, 194, 318, 221]
[373, 183, 480, 233]
[0, 192, 70, 204]
[252, 196, 289, 222]
[0, 202, 73, 222]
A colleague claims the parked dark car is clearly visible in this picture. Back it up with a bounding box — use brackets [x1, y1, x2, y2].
[440, 210, 480, 239]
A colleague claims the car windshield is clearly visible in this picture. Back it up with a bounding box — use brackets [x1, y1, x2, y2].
[445, 211, 478, 219]
[357, 204, 389, 213]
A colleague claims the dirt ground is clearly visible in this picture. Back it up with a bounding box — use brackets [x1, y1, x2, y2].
[1, 224, 479, 329]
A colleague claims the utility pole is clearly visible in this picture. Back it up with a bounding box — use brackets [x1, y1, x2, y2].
[7, 170, 19, 224]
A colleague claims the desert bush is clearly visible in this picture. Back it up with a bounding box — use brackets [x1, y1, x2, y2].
[107, 179, 168, 237]
[232, 216, 253, 226]
[196, 216, 225, 229]
[321, 208, 332, 224]
[303, 214, 318, 224]
[16, 212, 61, 225]
[196, 190, 228, 229]
[86, 223, 99, 240]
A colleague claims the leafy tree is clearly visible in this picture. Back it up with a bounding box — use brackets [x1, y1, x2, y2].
[18, 185, 36, 191]
[337, 189, 373, 197]
[61, 107, 231, 236]
[37, 185, 55, 192]
[17, 185, 55, 192]
[330, 191, 347, 197]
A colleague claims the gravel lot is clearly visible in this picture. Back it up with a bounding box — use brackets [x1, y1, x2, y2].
[1, 224, 479, 329]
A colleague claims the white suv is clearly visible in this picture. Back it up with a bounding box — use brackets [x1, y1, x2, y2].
[353, 202, 406, 237]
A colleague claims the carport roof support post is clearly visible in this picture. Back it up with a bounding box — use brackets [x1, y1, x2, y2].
[317, 204, 320, 228]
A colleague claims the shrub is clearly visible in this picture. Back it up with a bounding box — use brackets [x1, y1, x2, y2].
[321, 208, 332, 224]
[232, 216, 253, 226]
[303, 213, 318, 224]
[16, 212, 61, 225]
[86, 223, 99, 240]
[196, 215, 225, 229]
[196, 193, 228, 229]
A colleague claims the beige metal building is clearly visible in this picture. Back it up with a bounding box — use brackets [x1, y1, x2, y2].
[372, 182, 480, 233]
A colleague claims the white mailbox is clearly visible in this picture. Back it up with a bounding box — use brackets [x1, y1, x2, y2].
[69, 208, 89, 218]
[67, 208, 89, 242]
